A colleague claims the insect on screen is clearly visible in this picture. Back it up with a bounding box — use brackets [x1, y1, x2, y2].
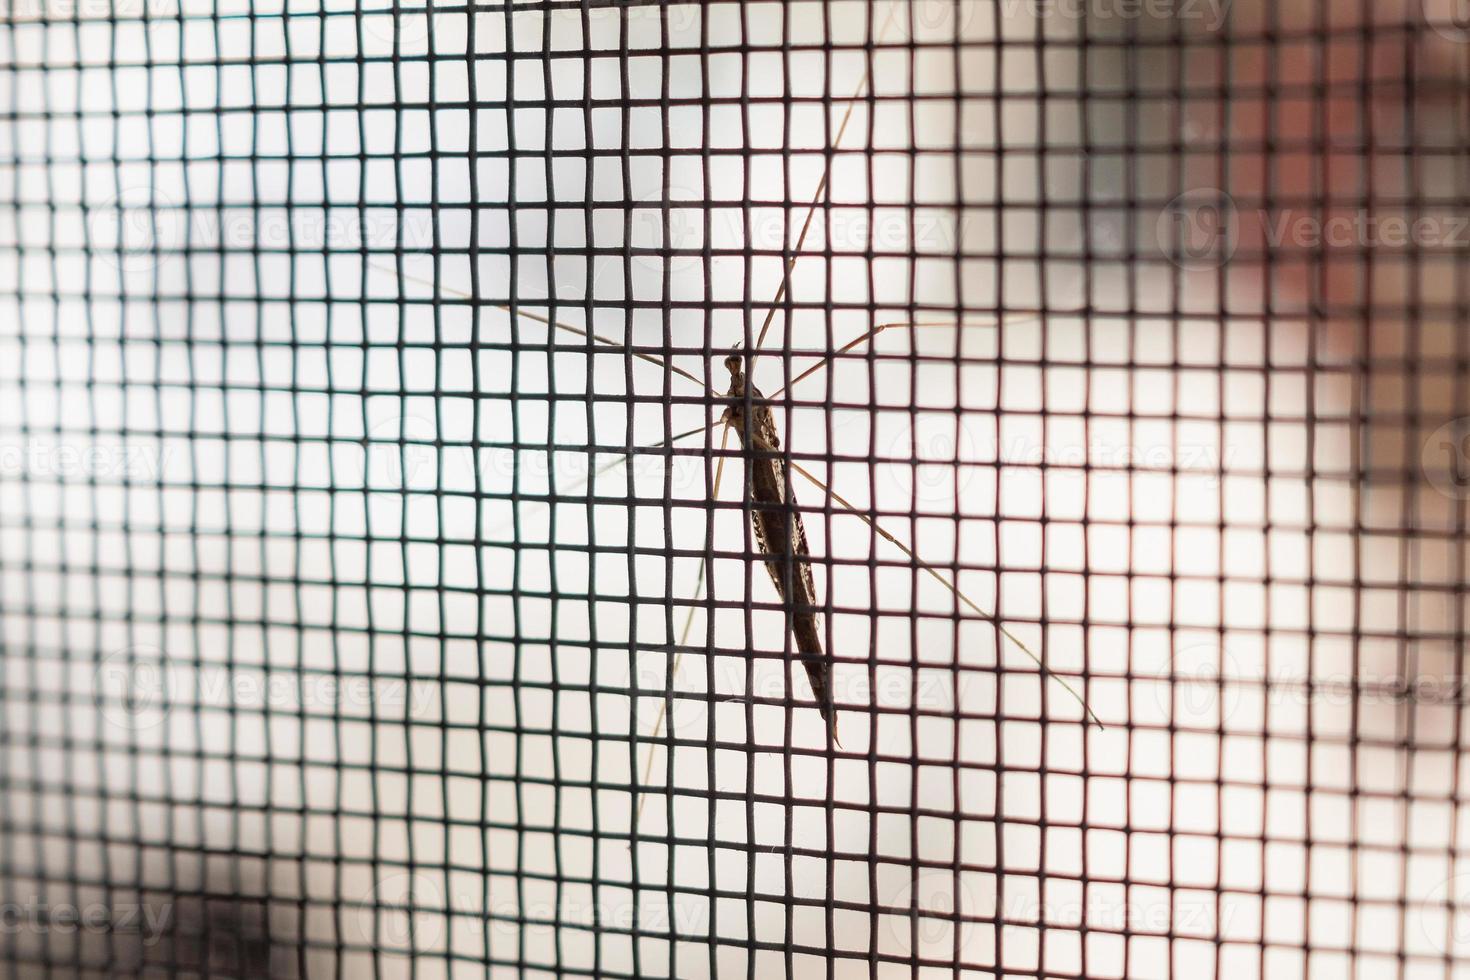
[2, 0, 1469, 977]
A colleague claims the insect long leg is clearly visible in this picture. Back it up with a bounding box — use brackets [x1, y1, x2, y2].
[785, 460, 1101, 728]
[768, 317, 1039, 400]
[368, 259, 716, 395]
[631, 424, 733, 836]
[484, 421, 719, 537]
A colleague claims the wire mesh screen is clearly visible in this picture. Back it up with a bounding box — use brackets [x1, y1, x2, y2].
[2, 0, 1469, 976]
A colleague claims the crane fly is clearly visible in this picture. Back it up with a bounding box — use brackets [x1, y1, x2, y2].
[371, 6, 1099, 840]
[377, 259, 1100, 819]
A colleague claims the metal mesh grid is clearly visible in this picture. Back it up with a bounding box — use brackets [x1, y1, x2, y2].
[2, 0, 1469, 977]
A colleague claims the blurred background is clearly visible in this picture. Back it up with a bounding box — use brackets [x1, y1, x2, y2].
[1, 0, 1469, 977]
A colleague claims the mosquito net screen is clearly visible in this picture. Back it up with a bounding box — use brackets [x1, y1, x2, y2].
[0, 0, 1465, 978]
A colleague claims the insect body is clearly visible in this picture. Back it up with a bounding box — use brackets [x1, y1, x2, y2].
[720, 351, 838, 745]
